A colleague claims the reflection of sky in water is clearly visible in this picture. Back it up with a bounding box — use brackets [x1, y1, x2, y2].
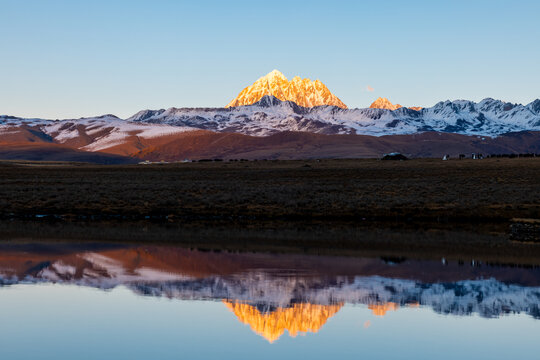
[0, 284, 538, 360]
[0, 244, 539, 359]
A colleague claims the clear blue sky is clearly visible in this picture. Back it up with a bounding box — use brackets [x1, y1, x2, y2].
[2, 0, 539, 119]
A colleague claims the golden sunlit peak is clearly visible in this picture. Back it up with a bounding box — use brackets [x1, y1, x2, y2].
[223, 301, 343, 343]
[265, 69, 286, 78]
[369, 97, 423, 111]
[370, 97, 403, 111]
[226, 70, 347, 109]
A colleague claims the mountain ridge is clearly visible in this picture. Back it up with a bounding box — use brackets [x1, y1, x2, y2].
[4, 95, 539, 136]
[127, 95, 540, 137]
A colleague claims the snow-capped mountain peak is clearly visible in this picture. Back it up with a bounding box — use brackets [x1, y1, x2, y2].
[370, 97, 423, 111]
[528, 99, 540, 115]
[370, 97, 403, 110]
[226, 70, 348, 109]
[265, 69, 288, 81]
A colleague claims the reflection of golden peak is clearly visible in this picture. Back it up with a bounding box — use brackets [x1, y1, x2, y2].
[226, 70, 348, 109]
[224, 301, 343, 343]
[368, 302, 399, 316]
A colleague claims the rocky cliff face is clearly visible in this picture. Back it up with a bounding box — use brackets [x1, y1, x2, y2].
[226, 70, 348, 109]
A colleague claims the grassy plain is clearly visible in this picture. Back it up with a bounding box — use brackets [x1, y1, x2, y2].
[0, 158, 539, 222]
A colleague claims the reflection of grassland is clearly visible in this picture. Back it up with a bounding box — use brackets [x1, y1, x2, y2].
[1, 218, 540, 266]
[0, 158, 538, 221]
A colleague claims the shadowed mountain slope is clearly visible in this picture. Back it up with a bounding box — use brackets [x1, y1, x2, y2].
[0, 143, 136, 164]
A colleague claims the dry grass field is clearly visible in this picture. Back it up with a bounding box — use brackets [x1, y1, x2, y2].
[0, 157, 539, 222]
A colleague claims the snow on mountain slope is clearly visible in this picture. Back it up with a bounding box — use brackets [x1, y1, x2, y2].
[0, 114, 197, 151]
[129, 96, 540, 136]
[529, 99, 540, 114]
[128, 97, 357, 136]
[2, 96, 540, 148]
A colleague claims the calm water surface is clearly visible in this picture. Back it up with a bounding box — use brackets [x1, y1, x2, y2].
[0, 242, 538, 359]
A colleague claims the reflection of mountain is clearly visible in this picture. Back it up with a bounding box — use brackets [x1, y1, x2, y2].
[224, 301, 343, 343]
[0, 243, 539, 338]
[126, 274, 540, 320]
[224, 300, 420, 341]
[369, 302, 400, 316]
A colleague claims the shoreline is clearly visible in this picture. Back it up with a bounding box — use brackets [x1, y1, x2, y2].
[1, 219, 539, 266]
[1, 157, 539, 264]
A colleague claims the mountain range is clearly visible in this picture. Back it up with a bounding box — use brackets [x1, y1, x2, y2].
[128, 95, 540, 136]
[1, 70, 540, 162]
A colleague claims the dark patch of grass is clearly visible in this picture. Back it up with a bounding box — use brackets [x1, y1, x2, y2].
[0, 158, 539, 222]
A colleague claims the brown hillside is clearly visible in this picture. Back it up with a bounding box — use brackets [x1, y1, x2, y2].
[119, 131, 540, 161]
[0, 142, 135, 164]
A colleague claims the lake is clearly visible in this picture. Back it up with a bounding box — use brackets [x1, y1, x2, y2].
[0, 240, 538, 359]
